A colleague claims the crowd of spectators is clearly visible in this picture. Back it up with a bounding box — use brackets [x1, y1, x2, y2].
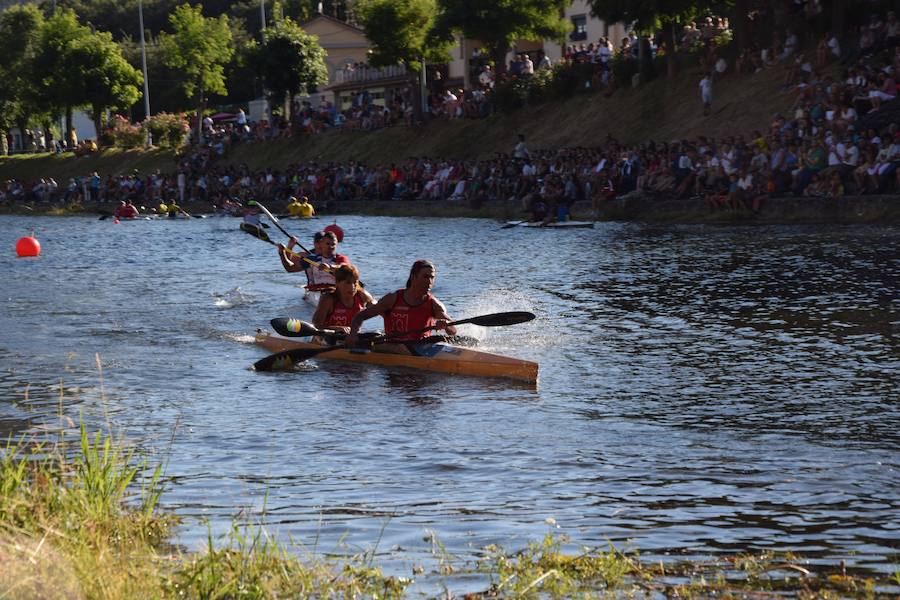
[2, 7, 899, 214]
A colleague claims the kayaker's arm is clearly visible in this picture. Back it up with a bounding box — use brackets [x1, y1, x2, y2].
[432, 298, 458, 335]
[347, 292, 396, 345]
[277, 244, 308, 273]
[312, 294, 335, 331]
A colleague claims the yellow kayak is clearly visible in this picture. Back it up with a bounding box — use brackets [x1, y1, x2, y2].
[255, 330, 538, 385]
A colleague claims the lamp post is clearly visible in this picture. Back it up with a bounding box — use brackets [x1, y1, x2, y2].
[139, 0, 152, 146]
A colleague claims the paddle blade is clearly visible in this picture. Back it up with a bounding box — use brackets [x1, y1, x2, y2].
[253, 346, 335, 371]
[240, 223, 271, 242]
[462, 311, 535, 327]
[271, 317, 321, 337]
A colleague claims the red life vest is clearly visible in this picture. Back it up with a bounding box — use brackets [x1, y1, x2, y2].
[325, 291, 366, 328]
[384, 289, 435, 341]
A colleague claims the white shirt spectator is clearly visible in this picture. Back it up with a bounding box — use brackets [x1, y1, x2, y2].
[522, 56, 534, 75]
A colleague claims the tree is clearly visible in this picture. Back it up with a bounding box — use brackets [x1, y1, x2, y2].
[355, 0, 451, 122]
[434, 0, 570, 75]
[587, 0, 703, 79]
[30, 9, 97, 148]
[255, 17, 328, 118]
[0, 4, 44, 153]
[72, 31, 143, 141]
[159, 3, 234, 144]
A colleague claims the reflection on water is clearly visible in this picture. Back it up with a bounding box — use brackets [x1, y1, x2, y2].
[0, 215, 897, 582]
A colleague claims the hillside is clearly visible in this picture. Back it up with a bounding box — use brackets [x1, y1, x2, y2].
[1, 62, 798, 182]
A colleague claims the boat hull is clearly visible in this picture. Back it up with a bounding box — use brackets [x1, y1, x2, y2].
[505, 220, 594, 229]
[255, 331, 538, 384]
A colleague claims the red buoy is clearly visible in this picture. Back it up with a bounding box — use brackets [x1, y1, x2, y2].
[16, 236, 41, 257]
[324, 222, 344, 243]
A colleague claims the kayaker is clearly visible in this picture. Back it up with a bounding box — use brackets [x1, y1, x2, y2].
[278, 230, 349, 291]
[297, 196, 315, 218]
[312, 264, 374, 334]
[286, 196, 303, 217]
[157, 199, 169, 215]
[346, 259, 457, 344]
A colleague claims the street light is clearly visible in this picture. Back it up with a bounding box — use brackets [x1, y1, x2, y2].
[139, 0, 152, 146]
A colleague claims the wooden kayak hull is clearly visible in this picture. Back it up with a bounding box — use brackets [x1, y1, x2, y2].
[255, 330, 538, 384]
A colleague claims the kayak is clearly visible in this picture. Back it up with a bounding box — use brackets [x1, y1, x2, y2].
[255, 330, 539, 384]
[505, 220, 594, 229]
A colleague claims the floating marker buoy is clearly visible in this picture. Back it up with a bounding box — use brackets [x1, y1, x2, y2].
[16, 236, 41, 257]
[113, 218, 120, 224]
[324, 222, 344, 243]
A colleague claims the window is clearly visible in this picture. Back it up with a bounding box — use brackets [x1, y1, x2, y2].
[570, 14, 587, 41]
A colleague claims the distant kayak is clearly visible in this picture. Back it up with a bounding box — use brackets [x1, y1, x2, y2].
[504, 220, 594, 229]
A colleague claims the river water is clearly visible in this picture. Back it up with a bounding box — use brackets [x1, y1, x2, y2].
[1, 214, 898, 592]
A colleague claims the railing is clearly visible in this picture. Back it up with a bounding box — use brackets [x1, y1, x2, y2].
[332, 64, 408, 85]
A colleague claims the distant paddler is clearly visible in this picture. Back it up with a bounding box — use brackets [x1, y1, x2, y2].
[287, 196, 315, 218]
[278, 230, 349, 293]
[347, 260, 457, 346]
[312, 264, 374, 334]
[156, 199, 169, 216]
[114, 200, 140, 219]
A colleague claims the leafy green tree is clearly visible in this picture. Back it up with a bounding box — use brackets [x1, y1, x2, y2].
[355, 0, 451, 122]
[0, 3, 44, 153]
[159, 3, 234, 144]
[72, 31, 143, 141]
[255, 17, 328, 117]
[434, 0, 570, 75]
[30, 9, 97, 148]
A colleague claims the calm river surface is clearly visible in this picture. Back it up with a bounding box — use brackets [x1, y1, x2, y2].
[1, 214, 898, 592]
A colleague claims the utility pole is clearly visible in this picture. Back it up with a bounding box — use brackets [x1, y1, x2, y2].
[139, 0, 152, 146]
[260, 0, 267, 42]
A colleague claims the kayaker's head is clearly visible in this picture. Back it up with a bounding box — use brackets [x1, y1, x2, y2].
[314, 231, 337, 257]
[334, 263, 360, 297]
[406, 259, 435, 292]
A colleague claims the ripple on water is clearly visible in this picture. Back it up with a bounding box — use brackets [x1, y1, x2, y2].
[0, 216, 898, 582]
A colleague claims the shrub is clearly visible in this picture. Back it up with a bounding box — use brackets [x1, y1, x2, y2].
[491, 76, 530, 113]
[527, 69, 555, 104]
[106, 115, 145, 148]
[552, 63, 582, 98]
[142, 112, 189, 147]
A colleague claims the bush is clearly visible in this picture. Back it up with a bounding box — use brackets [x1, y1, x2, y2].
[142, 112, 189, 147]
[491, 76, 530, 113]
[552, 63, 582, 98]
[106, 115, 145, 148]
[527, 69, 555, 104]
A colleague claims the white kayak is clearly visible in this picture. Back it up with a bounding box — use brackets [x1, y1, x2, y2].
[505, 220, 594, 229]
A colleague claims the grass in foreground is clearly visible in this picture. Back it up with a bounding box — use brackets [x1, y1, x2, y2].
[2, 425, 898, 599]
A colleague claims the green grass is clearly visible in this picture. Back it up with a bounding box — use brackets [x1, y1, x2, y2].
[2, 417, 898, 598]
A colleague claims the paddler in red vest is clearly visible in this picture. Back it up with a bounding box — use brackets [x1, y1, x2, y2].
[278, 230, 349, 291]
[312, 263, 374, 334]
[347, 260, 457, 345]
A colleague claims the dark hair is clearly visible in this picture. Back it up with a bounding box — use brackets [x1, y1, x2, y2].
[406, 259, 434, 288]
[313, 231, 336, 243]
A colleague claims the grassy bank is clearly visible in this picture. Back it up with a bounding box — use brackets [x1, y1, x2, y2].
[0, 61, 796, 184]
[3, 420, 898, 598]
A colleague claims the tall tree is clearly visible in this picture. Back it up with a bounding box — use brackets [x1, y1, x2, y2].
[159, 3, 234, 144]
[30, 9, 96, 148]
[434, 0, 570, 75]
[355, 0, 452, 122]
[587, 0, 702, 79]
[71, 31, 143, 141]
[255, 17, 328, 118]
[0, 4, 44, 153]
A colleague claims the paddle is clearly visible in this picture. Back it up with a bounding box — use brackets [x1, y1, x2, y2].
[248, 200, 312, 253]
[270, 317, 478, 347]
[253, 311, 535, 372]
[240, 226, 324, 268]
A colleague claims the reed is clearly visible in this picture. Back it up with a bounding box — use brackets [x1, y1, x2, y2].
[2, 424, 898, 598]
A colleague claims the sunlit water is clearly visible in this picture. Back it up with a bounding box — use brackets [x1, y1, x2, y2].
[1, 214, 898, 592]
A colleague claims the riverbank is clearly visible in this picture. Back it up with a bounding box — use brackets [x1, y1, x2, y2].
[4, 425, 897, 599]
[3, 193, 898, 224]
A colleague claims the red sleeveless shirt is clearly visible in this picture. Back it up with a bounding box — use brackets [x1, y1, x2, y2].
[384, 289, 436, 341]
[325, 291, 366, 328]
